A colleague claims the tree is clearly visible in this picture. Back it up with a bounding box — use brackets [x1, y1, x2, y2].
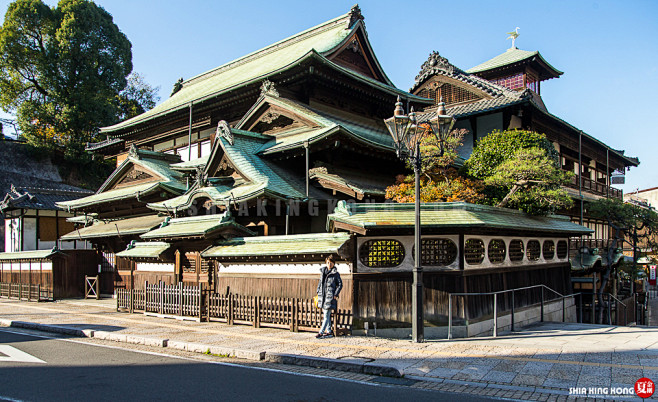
[114, 72, 160, 122]
[464, 129, 573, 215]
[0, 0, 132, 157]
[588, 198, 658, 323]
[386, 126, 485, 204]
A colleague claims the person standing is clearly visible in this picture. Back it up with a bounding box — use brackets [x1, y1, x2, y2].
[316, 254, 342, 338]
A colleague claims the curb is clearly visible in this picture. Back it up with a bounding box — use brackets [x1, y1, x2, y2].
[266, 353, 404, 378]
[0, 319, 401, 377]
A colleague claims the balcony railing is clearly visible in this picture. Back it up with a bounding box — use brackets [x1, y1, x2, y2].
[566, 175, 622, 200]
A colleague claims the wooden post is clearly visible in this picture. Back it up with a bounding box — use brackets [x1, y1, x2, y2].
[254, 296, 260, 328]
[159, 282, 164, 314]
[179, 283, 183, 317]
[290, 298, 295, 332]
[95, 276, 100, 300]
[198, 284, 202, 322]
[228, 293, 234, 325]
[144, 281, 149, 312]
[37, 284, 40, 303]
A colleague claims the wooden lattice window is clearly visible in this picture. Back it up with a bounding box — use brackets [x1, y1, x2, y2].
[464, 239, 485, 265]
[509, 240, 524, 261]
[438, 83, 480, 105]
[488, 239, 506, 264]
[527, 240, 541, 261]
[359, 239, 405, 268]
[543, 240, 555, 260]
[200, 259, 210, 274]
[182, 254, 196, 273]
[412, 238, 457, 266]
[556, 240, 568, 259]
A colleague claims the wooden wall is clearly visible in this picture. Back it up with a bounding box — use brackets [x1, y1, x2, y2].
[353, 263, 571, 329]
[216, 273, 354, 312]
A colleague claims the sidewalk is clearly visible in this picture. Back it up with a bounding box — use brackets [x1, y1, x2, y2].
[1, 298, 657, 400]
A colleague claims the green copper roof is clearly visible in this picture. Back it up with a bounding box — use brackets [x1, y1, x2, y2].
[141, 213, 255, 240]
[149, 129, 325, 211]
[327, 201, 593, 235]
[309, 167, 387, 197]
[57, 150, 187, 210]
[100, 9, 428, 135]
[116, 242, 171, 259]
[202, 232, 351, 258]
[0, 249, 59, 261]
[466, 47, 563, 77]
[170, 155, 210, 171]
[59, 215, 165, 241]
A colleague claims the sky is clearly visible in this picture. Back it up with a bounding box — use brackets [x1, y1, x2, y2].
[0, 0, 657, 195]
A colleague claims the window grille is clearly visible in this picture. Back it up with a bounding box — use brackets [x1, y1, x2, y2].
[200, 259, 210, 274]
[556, 240, 568, 259]
[359, 239, 405, 268]
[527, 240, 541, 261]
[464, 239, 485, 265]
[509, 240, 524, 261]
[543, 240, 555, 260]
[182, 254, 196, 273]
[491, 73, 524, 90]
[488, 239, 506, 264]
[412, 238, 457, 266]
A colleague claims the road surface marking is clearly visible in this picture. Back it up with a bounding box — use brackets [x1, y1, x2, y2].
[0, 345, 45, 363]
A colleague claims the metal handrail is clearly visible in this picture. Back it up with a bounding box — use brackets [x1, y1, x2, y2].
[447, 284, 582, 339]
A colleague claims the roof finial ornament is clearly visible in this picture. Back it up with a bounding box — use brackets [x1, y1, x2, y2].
[348, 4, 364, 26]
[506, 27, 520, 49]
[414, 51, 455, 85]
[128, 143, 139, 159]
[215, 120, 234, 146]
[170, 77, 184, 97]
[260, 79, 279, 97]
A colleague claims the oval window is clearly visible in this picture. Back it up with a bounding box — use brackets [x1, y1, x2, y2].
[509, 240, 524, 262]
[488, 239, 506, 264]
[527, 240, 541, 261]
[543, 240, 555, 260]
[359, 239, 405, 268]
[556, 240, 568, 259]
[412, 238, 458, 266]
[464, 239, 485, 265]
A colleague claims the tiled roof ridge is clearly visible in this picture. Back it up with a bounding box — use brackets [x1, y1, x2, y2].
[12, 186, 93, 196]
[183, 12, 352, 88]
[410, 51, 524, 98]
[225, 232, 350, 243]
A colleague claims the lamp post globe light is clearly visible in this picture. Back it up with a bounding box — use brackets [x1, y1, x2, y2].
[384, 96, 455, 343]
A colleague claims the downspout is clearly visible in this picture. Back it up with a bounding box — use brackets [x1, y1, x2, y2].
[304, 141, 310, 198]
[188, 102, 193, 161]
[285, 200, 290, 236]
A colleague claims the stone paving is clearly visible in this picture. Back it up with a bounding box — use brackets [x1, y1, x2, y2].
[1, 298, 657, 401]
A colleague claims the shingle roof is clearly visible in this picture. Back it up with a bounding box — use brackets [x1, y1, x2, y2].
[100, 7, 427, 135]
[57, 149, 187, 210]
[309, 166, 388, 198]
[116, 242, 171, 259]
[327, 201, 593, 236]
[140, 213, 255, 240]
[1, 185, 92, 214]
[59, 215, 165, 241]
[0, 249, 60, 261]
[201, 232, 351, 258]
[466, 47, 563, 78]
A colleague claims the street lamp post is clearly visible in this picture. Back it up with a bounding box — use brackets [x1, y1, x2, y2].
[384, 96, 455, 343]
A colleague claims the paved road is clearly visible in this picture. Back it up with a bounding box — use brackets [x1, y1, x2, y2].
[0, 328, 498, 402]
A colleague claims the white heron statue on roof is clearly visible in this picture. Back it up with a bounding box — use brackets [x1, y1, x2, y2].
[507, 27, 520, 48]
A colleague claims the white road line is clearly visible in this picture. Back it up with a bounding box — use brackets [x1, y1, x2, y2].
[0, 345, 45, 363]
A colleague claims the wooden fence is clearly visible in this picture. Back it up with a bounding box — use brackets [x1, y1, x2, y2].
[117, 283, 352, 333]
[0, 282, 53, 301]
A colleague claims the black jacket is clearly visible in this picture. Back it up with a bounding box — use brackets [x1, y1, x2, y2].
[316, 265, 342, 310]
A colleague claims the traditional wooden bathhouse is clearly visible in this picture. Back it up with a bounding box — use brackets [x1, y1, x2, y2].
[63, 6, 430, 292]
[325, 201, 592, 336]
[411, 50, 639, 243]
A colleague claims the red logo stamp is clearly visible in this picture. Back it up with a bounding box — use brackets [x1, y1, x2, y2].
[635, 378, 655, 398]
